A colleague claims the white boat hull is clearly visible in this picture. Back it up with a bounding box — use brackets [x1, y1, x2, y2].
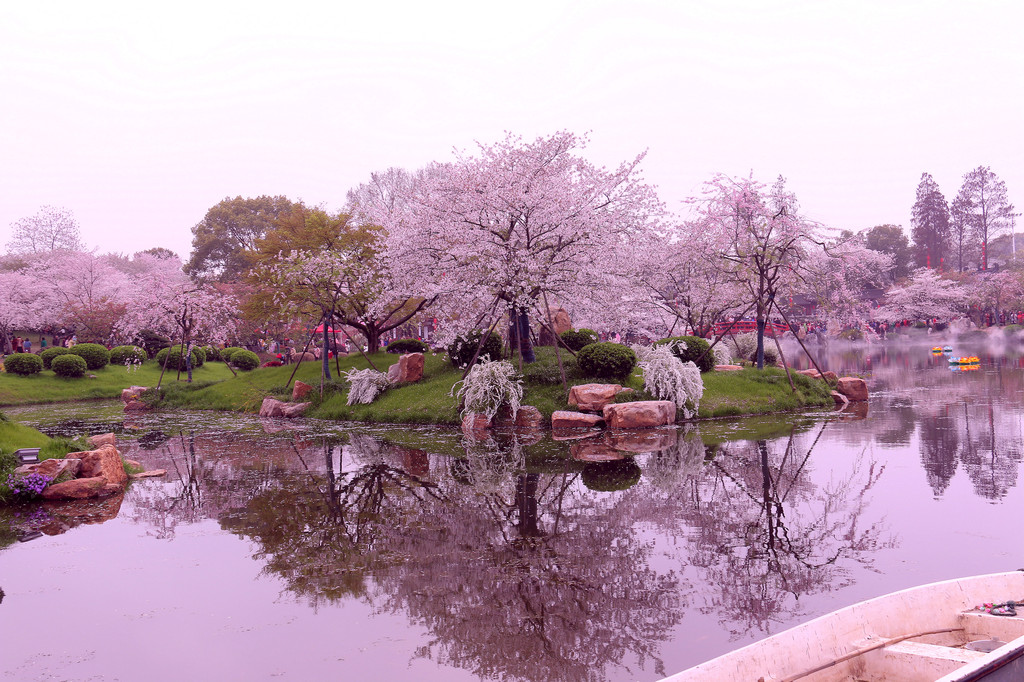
[663, 571, 1024, 682]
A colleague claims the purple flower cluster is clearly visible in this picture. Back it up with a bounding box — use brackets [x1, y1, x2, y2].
[6, 472, 53, 500]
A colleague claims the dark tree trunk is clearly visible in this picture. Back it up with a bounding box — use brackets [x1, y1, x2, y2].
[509, 307, 535, 363]
[321, 312, 332, 382]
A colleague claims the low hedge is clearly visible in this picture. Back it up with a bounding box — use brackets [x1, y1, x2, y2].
[156, 346, 207, 371]
[52, 354, 87, 378]
[3, 353, 43, 376]
[559, 328, 599, 352]
[202, 345, 222, 362]
[221, 347, 245, 362]
[656, 335, 715, 373]
[69, 343, 110, 370]
[230, 349, 260, 371]
[40, 346, 73, 369]
[109, 345, 148, 366]
[448, 330, 503, 368]
[386, 338, 429, 354]
[576, 342, 637, 380]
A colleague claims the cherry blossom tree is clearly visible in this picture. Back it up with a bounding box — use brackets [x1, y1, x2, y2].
[370, 131, 665, 357]
[24, 251, 129, 343]
[966, 268, 1024, 325]
[799, 239, 892, 332]
[873, 268, 969, 325]
[689, 174, 823, 367]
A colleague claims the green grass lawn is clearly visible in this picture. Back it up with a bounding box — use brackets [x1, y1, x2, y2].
[1, 348, 835, 424]
[0, 359, 237, 406]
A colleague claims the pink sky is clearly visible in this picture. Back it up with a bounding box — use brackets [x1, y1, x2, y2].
[1, 1, 1020, 259]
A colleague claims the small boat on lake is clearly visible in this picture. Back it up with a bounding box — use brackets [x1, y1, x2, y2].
[932, 347, 944, 353]
[663, 571, 1024, 681]
[949, 356, 981, 365]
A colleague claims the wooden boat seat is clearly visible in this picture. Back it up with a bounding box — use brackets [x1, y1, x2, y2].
[867, 641, 986, 681]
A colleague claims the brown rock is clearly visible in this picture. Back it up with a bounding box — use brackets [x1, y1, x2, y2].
[130, 469, 167, 479]
[259, 397, 286, 417]
[461, 412, 492, 435]
[124, 399, 150, 412]
[87, 432, 117, 448]
[839, 401, 870, 420]
[823, 371, 838, 383]
[715, 364, 744, 371]
[124, 459, 141, 469]
[15, 457, 81, 480]
[514, 405, 544, 429]
[388, 353, 425, 384]
[568, 383, 624, 412]
[551, 411, 605, 429]
[570, 441, 625, 462]
[292, 380, 313, 401]
[605, 428, 677, 453]
[836, 376, 868, 402]
[73, 444, 128, 487]
[282, 402, 310, 418]
[602, 401, 676, 429]
[292, 351, 316, 363]
[41, 477, 114, 500]
[551, 430, 603, 442]
[831, 390, 849, 408]
[121, 386, 148, 403]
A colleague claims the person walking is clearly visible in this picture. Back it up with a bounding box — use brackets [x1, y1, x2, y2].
[23, 338, 31, 353]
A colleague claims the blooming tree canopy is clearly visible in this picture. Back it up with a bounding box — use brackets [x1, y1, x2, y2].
[873, 268, 969, 324]
[371, 131, 664, 349]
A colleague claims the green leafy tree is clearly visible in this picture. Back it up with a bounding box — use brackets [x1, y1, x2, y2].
[910, 173, 950, 269]
[864, 224, 913, 280]
[184, 195, 297, 281]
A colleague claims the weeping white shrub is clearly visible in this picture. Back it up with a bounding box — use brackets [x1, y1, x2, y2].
[634, 343, 704, 419]
[343, 367, 392, 405]
[451, 359, 523, 420]
[712, 342, 732, 366]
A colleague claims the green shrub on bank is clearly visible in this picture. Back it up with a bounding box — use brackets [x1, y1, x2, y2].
[559, 328, 599, 352]
[576, 342, 637, 380]
[656, 335, 715, 373]
[386, 338, 429, 354]
[202, 345, 222, 361]
[52, 354, 87, 378]
[40, 346, 73, 369]
[3, 353, 43, 376]
[136, 329, 171, 358]
[69, 343, 110, 370]
[230, 349, 260, 371]
[447, 330, 503, 368]
[156, 346, 207, 371]
[221, 347, 245, 362]
[110, 345, 147, 366]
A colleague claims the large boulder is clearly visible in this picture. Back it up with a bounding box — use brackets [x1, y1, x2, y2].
[492, 405, 545, 430]
[537, 307, 572, 345]
[15, 457, 82, 480]
[551, 411, 605, 429]
[292, 380, 313, 401]
[568, 383, 625, 412]
[836, 376, 868, 402]
[387, 353, 425, 384]
[121, 386, 148, 403]
[124, 399, 151, 412]
[602, 401, 676, 429]
[831, 390, 849, 408]
[73, 444, 128, 487]
[87, 432, 117, 448]
[461, 412, 492, 435]
[41, 477, 118, 501]
[260, 397, 309, 418]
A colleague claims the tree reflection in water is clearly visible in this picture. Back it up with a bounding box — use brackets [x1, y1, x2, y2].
[675, 424, 891, 636]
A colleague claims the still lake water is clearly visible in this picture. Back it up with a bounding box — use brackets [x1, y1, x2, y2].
[3, 339, 1024, 681]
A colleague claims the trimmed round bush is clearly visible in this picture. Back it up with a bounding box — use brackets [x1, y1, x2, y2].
[386, 338, 429, 354]
[656, 335, 715, 373]
[156, 346, 207, 371]
[582, 459, 642, 492]
[3, 353, 43, 376]
[576, 342, 637, 380]
[221, 346, 245, 362]
[447, 330, 503, 368]
[52, 353, 87, 378]
[69, 343, 110, 370]
[109, 345, 147, 366]
[202, 345, 222, 362]
[40, 346, 73, 369]
[230, 349, 260, 371]
[559, 328, 599, 352]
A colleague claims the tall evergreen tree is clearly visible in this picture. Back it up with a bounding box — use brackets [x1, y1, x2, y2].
[954, 166, 1015, 271]
[910, 173, 950, 269]
[948, 193, 973, 272]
